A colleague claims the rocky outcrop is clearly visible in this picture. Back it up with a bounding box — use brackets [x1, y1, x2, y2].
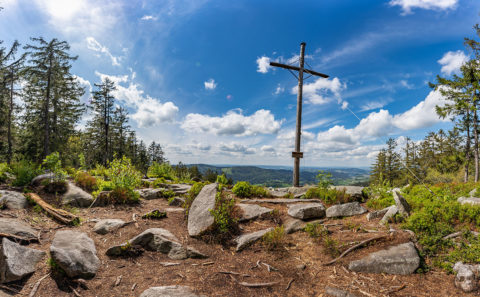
[453, 262, 480, 293]
[348, 242, 420, 275]
[392, 190, 411, 216]
[62, 181, 94, 207]
[0, 218, 38, 241]
[326, 202, 367, 218]
[269, 186, 314, 198]
[237, 204, 273, 222]
[168, 197, 185, 207]
[380, 206, 398, 225]
[93, 219, 126, 234]
[284, 219, 305, 234]
[0, 238, 45, 283]
[187, 183, 217, 237]
[50, 231, 100, 278]
[333, 186, 365, 201]
[106, 228, 207, 260]
[0, 190, 27, 209]
[31, 173, 54, 186]
[287, 203, 325, 220]
[136, 188, 168, 200]
[235, 228, 273, 252]
[140, 286, 206, 297]
[367, 206, 393, 221]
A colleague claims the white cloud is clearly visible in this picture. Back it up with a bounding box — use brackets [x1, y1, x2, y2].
[256, 56, 271, 73]
[360, 99, 391, 111]
[94, 71, 179, 127]
[292, 77, 345, 105]
[389, 0, 458, 14]
[86, 37, 121, 66]
[400, 80, 414, 89]
[204, 78, 217, 90]
[220, 143, 255, 154]
[438, 50, 468, 75]
[141, 15, 157, 21]
[274, 84, 285, 95]
[277, 130, 315, 141]
[74, 75, 92, 104]
[261, 145, 275, 152]
[181, 109, 283, 136]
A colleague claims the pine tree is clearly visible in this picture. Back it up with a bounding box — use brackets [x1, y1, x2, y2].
[111, 106, 130, 158]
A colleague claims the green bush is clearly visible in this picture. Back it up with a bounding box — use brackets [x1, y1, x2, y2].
[364, 185, 395, 210]
[216, 174, 228, 185]
[151, 177, 167, 188]
[42, 152, 67, 182]
[252, 185, 270, 197]
[316, 170, 333, 189]
[75, 172, 98, 192]
[232, 181, 252, 197]
[304, 187, 352, 205]
[11, 161, 41, 187]
[147, 162, 175, 180]
[209, 191, 237, 234]
[0, 163, 10, 183]
[88, 164, 108, 177]
[262, 225, 285, 251]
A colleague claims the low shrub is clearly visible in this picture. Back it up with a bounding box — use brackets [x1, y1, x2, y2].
[147, 162, 175, 180]
[42, 152, 67, 182]
[216, 174, 228, 185]
[151, 177, 167, 188]
[303, 222, 339, 257]
[75, 172, 98, 192]
[142, 209, 167, 219]
[364, 185, 395, 210]
[304, 187, 353, 205]
[0, 163, 10, 183]
[232, 181, 270, 198]
[183, 182, 206, 216]
[11, 161, 40, 187]
[262, 225, 285, 251]
[89, 164, 108, 178]
[209, 191, 237, 234]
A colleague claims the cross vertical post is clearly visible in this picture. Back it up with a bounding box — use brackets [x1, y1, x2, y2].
[269, 42, 329, 187]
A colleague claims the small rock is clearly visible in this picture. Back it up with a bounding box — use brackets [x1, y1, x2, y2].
[168, 197, 185, 206]
[288, 203, 325, 220]
[234, 228, 273, 252]
[168, 184, 192, 195]
[50, 230, 100, 278]
[93, 219, 126, 234]
[284, 219, 305, 234]
[136, 188, 168, 200]
[348, 242, 420, 275]
[0, 190, 27, 209]
[325, 286, 359, 297]
[392, 190, 411, 216]
[187, 183, 217, 237]
[458, 196, 480, 206]
[140, 286, 206, 297]
[62, 181, 94, 207]
[380, 206, 399, 225]
[0, 238, 45, 283]
[296, 264, 306, 270]
[453, 262, 480, 293]
[367, 206, 393, 221]
[0, 218, 38, 241]
[237, 204, 273, 222]
[241, 198, 323, 204]
[326, 202, 367, 218]
[31, 173, 54, 186]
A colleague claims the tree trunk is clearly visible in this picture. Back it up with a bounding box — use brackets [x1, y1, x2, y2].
[475, 99, 479, 183]
[43, 54, 52, 159]
[7, 71, 13, 165]
[465, 110, 471, 183]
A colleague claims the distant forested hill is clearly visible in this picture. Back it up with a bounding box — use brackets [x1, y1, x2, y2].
[189, 164, 370, 187]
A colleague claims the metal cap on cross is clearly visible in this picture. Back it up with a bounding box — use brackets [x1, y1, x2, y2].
[269, 42, 329, 187]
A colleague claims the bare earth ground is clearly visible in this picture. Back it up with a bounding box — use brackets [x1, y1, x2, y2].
[0, 186, 471, 297]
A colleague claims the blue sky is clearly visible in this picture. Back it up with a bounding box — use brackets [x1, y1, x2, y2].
[1, 0, 479, 167]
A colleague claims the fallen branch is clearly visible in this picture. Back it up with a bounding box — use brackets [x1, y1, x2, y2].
[229, 275, 278, 287]
[131, 283, 137, 291]
[29, 273, 50, 297]
[0, 232, 38, 243]
[385, 284, 406, 294]
[69, 286, 82, 297]
[219, 271, 250, 277]
[443, 231, 480, 240]
[114, 275, 122, 287]
[323, 235, 387, 266]
[262, 262, 278, 272]
[285, 278, 294, 291]
[26, 193, 79, 225]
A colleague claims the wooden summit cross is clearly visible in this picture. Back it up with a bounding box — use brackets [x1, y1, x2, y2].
[270, 42, 329, 187]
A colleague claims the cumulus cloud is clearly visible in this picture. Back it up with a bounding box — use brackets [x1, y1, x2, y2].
[261, 145, 275, 152]
[438, 50, 468, 75]
[86, 37, 121, 66]
[256, 56, 271, 73]
[141, 15, 157, 21]
[95, 71, 179, 127]
[204, 78, 217, 90]
[389, 0, 458, 14]
[220, 143, 255, 154]
[292, 77, 345, 105]
[274, 84, 285, 95]
[181, 109, 283, 136]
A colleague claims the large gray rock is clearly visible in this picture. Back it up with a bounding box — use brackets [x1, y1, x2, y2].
[140, 286, 206, 297]
[237, 204, 273, 222]
[31, 173, 54, 186]
[93, 219, 126, 234]
[241, 198, 323, 204]
[169, 197, 185, 207]
[367, 206, 393, 221]
[269, 186, 314, 198]
[62, 182, 94, 207]
[0, 238, 45, 283]
[326, 202, 367, 218]
[453, 262, 480, 293]
[106, 228, 207, 260]
[235, 228, 273, 252]
[288, 203, 325, 220]
[187, 183, 217, 237]
[284, 219, 305, 234]
[325, 286, 359, 297]
[154, 183, 192, 195]
[136, 188, 168, 200]
[0, 190, 27, 209]
[458, 196, 480, 206]
[392, 190, 411, 216]
[333, 186, 365, 200]
[50, 231, 100, 279]
[380, 206, 399, 225]
[0, 218, 37, 241]
[348, 242, 420, 275]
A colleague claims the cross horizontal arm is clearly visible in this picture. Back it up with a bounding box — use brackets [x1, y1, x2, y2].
[269, 62, 329, 78]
